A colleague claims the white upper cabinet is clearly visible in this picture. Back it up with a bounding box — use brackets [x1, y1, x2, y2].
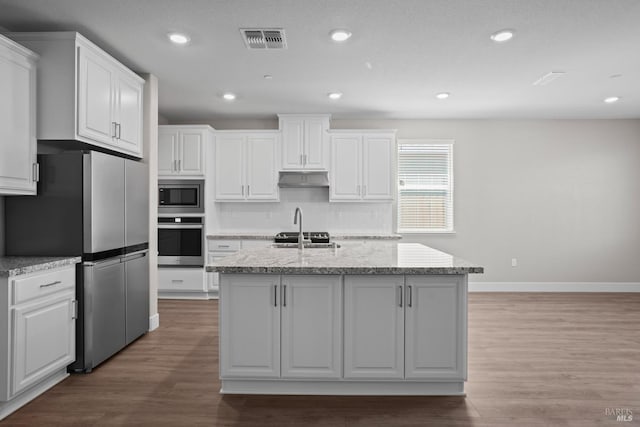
[8, 32, 144, 158]
[158, 125, 210, 177]
[214, 131, 279, 202]
[0, 34, 38, 195]
[330, 130, 396, 202]
[279, 114, 330, 170]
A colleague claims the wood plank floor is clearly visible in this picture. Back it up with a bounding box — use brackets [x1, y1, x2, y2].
[3, 293, 639, 426]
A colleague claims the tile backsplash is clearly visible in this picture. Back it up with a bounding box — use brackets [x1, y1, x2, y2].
[207, 188, 392, 234]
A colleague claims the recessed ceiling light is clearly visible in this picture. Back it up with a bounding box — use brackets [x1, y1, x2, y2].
[328, 92, 343, 100]
[436, 92, 450, 100]
[330, 29, 352, 42]
[223, 93, 236, 101]
[490, 29, 515, 43]
[168, 32, 190, 45]
[604, 96, 620, 104]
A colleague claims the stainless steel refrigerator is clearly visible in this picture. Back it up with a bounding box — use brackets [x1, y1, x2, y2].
[5, 150, 149, 372]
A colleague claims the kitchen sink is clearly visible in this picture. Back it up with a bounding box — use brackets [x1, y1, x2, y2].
[271, 242, 340, 249]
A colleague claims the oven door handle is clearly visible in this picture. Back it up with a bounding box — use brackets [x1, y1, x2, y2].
[158, 224, 203, 229]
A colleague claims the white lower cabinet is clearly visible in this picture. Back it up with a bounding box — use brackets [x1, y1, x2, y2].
[157, 268, 205, 294]
[281, 275, 342, 378]
[345, 274, 465, 380]
[219, 274, 342, 379]
[220, 274, 281, 378]
[219, 273, 467, 391]
[344, 275, 405, 379]
[12, 296, 75, 395]
[1, 264, 77, 420]
[404, 276, 466, 379]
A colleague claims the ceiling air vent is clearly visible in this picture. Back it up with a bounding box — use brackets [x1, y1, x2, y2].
[241, 28, 287, 49]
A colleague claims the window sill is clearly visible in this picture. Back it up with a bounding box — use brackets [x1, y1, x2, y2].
[397, 230, 457, 235]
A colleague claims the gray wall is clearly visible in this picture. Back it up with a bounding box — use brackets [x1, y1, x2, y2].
[333, 119, 640, 284]
[182, 117, 640, 285]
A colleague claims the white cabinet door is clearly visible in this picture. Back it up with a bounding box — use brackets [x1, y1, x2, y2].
[280, 118, 304, 169]
[114, 73, 143, 156]
[405, 276, 466, 380]
[12, 294, 75, 396]
[303, 117, 326, 169]
[280, 115, 329, 170]
[330, 135, 361, 200]
[281, 275, 342, 378]
[179, 130, 205, 175]
[246, 134, 278, 200]
[77, 45, 114, 146]
[0, 36, 37, 195]
[344, 276, 404, 379]
[214, 135, 245, 200]
[362, 135, 394, 200]
[158, 129, 178, 175]
[220, 274, 280, 378]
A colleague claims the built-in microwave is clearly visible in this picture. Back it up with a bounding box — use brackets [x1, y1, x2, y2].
[158, 179, 204, 214]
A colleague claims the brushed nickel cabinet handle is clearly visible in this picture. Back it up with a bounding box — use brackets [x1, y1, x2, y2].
[40, 280, 61, 288]
[407, 285, 413, 307]
[274, 285, 278, 307]
[398, 285, 403, 307]
[112, 122, 117, 138]
[283, 284, 287, 307]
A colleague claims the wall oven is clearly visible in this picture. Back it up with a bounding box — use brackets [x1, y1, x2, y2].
[158, 179, 204, 214]
[158, 216, 204, 266]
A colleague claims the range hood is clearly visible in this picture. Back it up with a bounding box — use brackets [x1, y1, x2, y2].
[278, 171, 329, 188]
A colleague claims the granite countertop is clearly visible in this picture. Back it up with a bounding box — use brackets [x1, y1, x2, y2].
[0, 256, 82, 278]
[206, 234, 402, 240]
[206, 241, 483, 275]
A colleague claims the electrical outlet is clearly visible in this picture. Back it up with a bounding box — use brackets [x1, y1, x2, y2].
[511, 258, 518, 267]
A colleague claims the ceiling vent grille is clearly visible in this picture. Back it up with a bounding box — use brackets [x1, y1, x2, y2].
[241, 28, 287, 49]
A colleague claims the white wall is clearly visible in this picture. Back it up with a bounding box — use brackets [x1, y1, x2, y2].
[333, 119, 640, 284]
[142, 74, 159, 326]
[197, 117, 640, 285]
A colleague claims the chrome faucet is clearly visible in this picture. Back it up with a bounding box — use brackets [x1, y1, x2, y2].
[293, 207, 309, 249]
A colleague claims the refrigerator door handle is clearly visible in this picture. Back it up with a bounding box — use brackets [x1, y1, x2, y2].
[121, 250, 148, 262]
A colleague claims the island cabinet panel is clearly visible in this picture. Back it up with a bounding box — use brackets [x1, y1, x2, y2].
[344, 276, 405, 379]
[405, 276, 466, 380]
[281, 275, 342, 379]
[220, 274, 281, 378]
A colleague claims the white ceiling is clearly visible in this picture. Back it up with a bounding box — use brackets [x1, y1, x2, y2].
[1, 0, 639, 122]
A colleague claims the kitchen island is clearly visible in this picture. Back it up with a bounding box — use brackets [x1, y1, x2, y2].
[207, 241, 483, 396]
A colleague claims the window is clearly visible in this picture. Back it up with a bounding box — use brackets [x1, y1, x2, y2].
[397, 139, 454, 233]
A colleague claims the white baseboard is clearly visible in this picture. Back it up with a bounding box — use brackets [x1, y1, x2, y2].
[469, 282, 640, 292]
[149, 313, 160, 331]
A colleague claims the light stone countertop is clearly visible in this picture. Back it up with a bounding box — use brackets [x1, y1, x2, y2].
[0, 256, 82, 278]
[206, 234, 402, 240]
[206, 241, 483, 275]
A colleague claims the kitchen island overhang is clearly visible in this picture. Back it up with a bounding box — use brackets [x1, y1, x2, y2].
[207, 242, 483, 396]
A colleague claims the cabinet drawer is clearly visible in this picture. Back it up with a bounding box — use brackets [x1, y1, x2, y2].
[12, 267, 76, 305]
[207, 240, 241, 252]
[158, 268, 205, 292]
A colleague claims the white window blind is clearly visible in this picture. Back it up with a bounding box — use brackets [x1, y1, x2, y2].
[397, 140, 454, 233]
